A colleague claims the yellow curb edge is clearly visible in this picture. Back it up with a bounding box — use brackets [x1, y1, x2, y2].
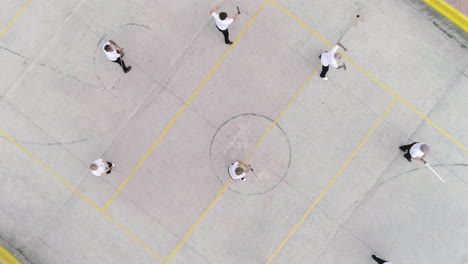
[0, 245, 22, 264]
[422, 0, 468, 32]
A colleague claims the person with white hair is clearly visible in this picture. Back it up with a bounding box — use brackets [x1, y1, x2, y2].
[228, 160, 252, 181]
[319, 42, 348, 80]
[399, 142, 431, 162]
[90, 158, 115, 176]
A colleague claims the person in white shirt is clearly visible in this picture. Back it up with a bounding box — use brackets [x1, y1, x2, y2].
[319, 42, 348, 80]
[209, 6, 240, 45]
[90, 158, 115, 176]
[102, 40, 132, 73]
[399, 142, 430, 162]
[372, 254, 392, 264]
[228, 160, 252, 181]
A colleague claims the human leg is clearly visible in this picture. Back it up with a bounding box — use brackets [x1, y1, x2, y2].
[106, 161, 114, 174]
[320, 65, 329, 78]
[217, 26, 232, 44]
[399, 142, 417, 152]
[400, 142, 417, 161]
[372, 254, 389, 264]
[404, 153, 412, 162]
[113, 58, 131, 73]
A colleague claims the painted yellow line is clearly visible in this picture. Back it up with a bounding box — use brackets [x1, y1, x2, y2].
[269, 0, 331, 47]
[245, 65, 320, 162]
[266, 99, 397, 264]
[165, 65, 319, 264]
[271, 0, 468, 152]
[0, 129, 165, 263]
[165, 2, 272, 262]
[102, 0, 272, 212]
[102, 212, 165, 262]
[339, 56, 468, 152]
[164, 179, 232, 263]
[0, 245, 22, 264]
[0, 0, 32, 38]
[423, 0, 468, 32]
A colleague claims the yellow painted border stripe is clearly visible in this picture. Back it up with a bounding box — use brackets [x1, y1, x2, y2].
[102, 0, 272, 212]
[266, 99, 398, 264]
[0, 129, 165, 263]
[0, 245, 22, 264]
[0, 0, 32, 38]
[271, 0, 467, 153]
[423, 0, 468, 32]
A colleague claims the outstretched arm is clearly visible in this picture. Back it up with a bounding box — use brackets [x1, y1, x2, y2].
[209, 6, 220, 14]
[336, 63, 347, 70]
[416, 154, 428, 163]
[337, 42, 348, 51]
[237, 160, 252, 172]
[232, 12, 239, 21]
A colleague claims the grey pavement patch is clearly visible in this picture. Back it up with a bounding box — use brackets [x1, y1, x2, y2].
[1, 0, 468, 263]
[209, 113, 292, 195]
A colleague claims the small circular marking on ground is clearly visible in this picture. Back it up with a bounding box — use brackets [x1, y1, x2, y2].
[209, 113, 292, 195]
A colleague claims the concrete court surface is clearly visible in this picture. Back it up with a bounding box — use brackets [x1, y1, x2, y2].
[0, 0, 467, 263]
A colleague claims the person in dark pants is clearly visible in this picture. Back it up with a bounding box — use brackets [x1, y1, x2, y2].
[90, 158, 115, 177]
[319, 42, 347, 80]
[103, 40, 131, 73]
[371, 254, 392, 264]
[209, 6, 239, 45]
[399, 142, 430, 162]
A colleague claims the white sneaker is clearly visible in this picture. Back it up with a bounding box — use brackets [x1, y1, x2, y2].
[111, 163, 115, 168]
[241, 177, 246, 181]
[322, 77, 328, 81]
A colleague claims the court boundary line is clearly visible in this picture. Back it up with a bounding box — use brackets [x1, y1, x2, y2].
[0, 0, 32, 38]
[266, 98, 398, 263]
[0, 129, 165, 263]
[165, 64, 320, 263]
[270, 0, 467, 152]
[101, 0, 271, 212]
[0, 1, 270, 262]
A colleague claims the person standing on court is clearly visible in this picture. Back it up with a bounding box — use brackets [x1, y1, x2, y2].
[371, 254, 392, 264]
[228, 160, 252, 181]
[319, 42, 348, 80]
[399, 142, 430, 162]
[103, 40, 132, 73]
[90, 158, 115, 176]
[209, 6, 240, 45]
